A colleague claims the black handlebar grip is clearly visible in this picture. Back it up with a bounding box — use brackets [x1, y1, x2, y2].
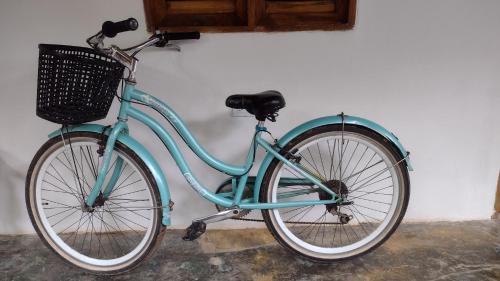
[166, 32, 201, 41]
[102, 18, 138, 38]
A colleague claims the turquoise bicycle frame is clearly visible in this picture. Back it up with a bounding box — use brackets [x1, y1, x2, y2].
[49, 83, 412, 226]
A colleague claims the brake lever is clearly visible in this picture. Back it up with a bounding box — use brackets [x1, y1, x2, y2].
[86, 32, 105, 49]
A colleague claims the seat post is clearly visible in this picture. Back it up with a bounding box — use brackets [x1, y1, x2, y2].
[256, 120, 267, 131]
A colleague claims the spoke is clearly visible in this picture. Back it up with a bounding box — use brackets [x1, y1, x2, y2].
[104, 208, 148, 230]
[95, 210, 128, 254]
[328, 139, 337, 180]
[50, 208, 80, 228]
[86, 146, 99, 179]
[58, 211, 85, 237]
[331, 221, 339, 246]
[340, 142, 359, 179]
[350, 166, 391, 193]
[349, 185, 394, 200]
[298, 151, 323, 180]
[354, 197, 391, 206]
[296, 210, 327, 236]
[56, 154, 92, 194]
[281, 206, 309, 215]
[79, 213, 92, 253]
[313, 211, 327, 244]
[345, 146, 368, 182]
[107, 198, 150, 203]
[103, 206, 133, 250]
[48, 164, 73, 191]
[353, 203, 388, 215]
[338, 140, 350, 184]
[43, 206, 79, 210]
[46, 206, 78, 219]
[349, 175, 392, 193]
[341, 222, 351, 244]
[284, 167, 307, 182]
[81, 146, 97, 180]
[46, 165, 81, 198]
[306, 147, 322, 178]
[77, 146, 91, 197]
[66, 140, 86, 199]
[68, 213, 89, 247]
[109, 179, 143, 195]
[109, 188, 147, 199]
[351, 205, 381, 225]
[42, 198, 79, 209]
[333, 138, 346, 182]
[320, 214, 328, 245]
[113, 169, 137, 194]
[96, 210, 105, 258]
[345, 152, 376, 185]
[285, 206, 315, 226]
[41, 178, 80, 201]
[106, 200, 151, 221]
[316, 143, 327, 180]
[59, 151, 82, 200]
[346, 205, 369, 235]
[88, 214, 95, 255]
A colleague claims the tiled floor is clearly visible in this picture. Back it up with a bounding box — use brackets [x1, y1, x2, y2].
[1, 221, 499, 281]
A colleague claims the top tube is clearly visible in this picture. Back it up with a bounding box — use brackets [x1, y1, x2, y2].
[123, 83, 253, 176]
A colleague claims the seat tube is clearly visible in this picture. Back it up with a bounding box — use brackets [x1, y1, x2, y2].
[234, 121, 264, 204]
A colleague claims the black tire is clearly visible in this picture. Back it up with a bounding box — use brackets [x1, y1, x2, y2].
[260, 124, 410, 262]
[26, 132, 165, 275]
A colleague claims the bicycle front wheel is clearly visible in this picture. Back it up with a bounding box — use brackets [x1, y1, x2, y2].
[26, 132, 164, 274]
[261, 124, 410, 262]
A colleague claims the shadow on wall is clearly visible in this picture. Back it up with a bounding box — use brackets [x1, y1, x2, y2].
[182, 111, 257, 166]
[0, 150, 31, 234]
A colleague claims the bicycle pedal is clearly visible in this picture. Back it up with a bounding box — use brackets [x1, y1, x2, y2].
[182, 221, 207, 241]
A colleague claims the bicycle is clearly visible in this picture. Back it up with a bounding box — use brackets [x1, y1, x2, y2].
[26, 18, 413, 274]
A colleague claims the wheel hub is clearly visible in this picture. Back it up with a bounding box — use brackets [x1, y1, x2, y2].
[318, 179, 349, 212]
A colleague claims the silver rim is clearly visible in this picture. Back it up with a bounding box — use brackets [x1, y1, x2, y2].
[29, 136, 159, 272]
[266, 130, 406, 259]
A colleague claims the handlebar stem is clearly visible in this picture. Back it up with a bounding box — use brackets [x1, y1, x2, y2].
[86, 33, 161, 83]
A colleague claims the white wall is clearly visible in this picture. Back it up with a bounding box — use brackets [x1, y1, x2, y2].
[0, 0, 499, 234]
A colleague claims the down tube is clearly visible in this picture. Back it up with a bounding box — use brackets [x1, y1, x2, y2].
[127, 107, 234, 208]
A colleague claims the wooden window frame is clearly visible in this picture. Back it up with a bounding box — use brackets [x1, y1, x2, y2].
[143, 0, 356, 33]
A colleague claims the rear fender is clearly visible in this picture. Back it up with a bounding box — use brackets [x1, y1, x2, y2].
[253, 115, 413, 202]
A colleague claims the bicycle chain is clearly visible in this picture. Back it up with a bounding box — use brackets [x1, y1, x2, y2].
[229, 213, 348, 225]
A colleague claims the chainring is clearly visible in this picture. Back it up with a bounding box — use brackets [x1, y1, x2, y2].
[214, 181, 253, 218]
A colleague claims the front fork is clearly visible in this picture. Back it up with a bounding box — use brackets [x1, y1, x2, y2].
[85, 121, 127, 208]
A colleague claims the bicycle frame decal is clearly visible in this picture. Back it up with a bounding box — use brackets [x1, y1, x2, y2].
[183, 173, 209, 197]
[49, 82, 411, 226]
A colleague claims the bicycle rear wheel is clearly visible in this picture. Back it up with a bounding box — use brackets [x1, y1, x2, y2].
[26, 132, 164, 274]
[261, 124, 410, 261]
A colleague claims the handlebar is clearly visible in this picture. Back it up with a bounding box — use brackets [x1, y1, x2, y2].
[102, 18, 138, 38]
[86, 18, 200, 80]
[164, 31, 201, 41]
[99, 17, 200, 43]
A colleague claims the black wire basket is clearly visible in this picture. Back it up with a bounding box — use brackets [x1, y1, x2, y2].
[36, 44, 124, 125]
